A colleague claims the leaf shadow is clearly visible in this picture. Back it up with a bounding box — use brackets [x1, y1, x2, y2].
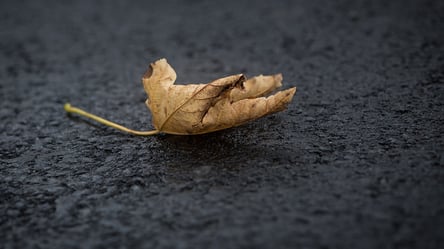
[154, 123, 296, 170]
[149, 123, 302, 187]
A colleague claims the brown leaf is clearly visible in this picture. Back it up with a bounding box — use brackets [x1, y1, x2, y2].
[142, 58, 296, 135]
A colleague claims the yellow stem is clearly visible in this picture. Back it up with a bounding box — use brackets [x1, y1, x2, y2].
[64, 103, 159, 136]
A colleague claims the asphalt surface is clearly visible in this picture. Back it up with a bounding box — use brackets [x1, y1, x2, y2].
[1, 0, 444, 248]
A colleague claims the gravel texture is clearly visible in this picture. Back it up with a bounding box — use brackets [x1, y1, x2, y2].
[1, 0, 443, 248]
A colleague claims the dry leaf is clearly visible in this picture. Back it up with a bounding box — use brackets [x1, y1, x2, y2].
[142, 58, 296, 135]
[64, 58, 296, 135]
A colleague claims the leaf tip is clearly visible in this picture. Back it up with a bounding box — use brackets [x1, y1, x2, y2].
[286, 87, 297, 99]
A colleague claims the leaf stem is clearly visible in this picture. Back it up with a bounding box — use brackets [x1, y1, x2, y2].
[64, 103, 159, 136]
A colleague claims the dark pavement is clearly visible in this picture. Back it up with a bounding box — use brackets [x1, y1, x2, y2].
[1, 0, 443, 248]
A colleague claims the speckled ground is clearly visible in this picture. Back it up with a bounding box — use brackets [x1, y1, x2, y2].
[1, 0, 443, 248]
